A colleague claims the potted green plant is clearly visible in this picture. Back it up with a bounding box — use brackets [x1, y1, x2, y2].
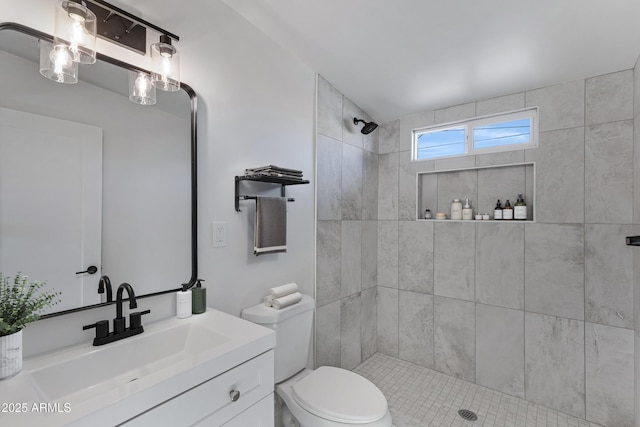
[0, 273, 60, 379]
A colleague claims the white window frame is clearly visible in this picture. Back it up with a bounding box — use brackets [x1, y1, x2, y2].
[411, 107, 538, 162]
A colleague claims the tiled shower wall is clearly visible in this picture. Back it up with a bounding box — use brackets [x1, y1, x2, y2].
[315, 75, 379, 371]
[376, 70, 635, 427]
[633, 56, 640, 427]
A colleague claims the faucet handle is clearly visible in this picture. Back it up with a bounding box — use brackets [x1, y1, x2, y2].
[130, 310, 151, 330]
[82, 320, 109, 339]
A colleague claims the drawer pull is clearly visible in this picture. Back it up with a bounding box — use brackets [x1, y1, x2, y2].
[229, 390, 241, 402]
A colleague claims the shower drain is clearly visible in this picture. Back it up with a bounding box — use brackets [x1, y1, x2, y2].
[458, 409, 478, 421]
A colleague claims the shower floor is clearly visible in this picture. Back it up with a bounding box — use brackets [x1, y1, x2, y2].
[353, 353, 603, 427]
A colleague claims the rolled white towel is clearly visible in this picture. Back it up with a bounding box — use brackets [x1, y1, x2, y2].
[269, 283, 299, 299]
[272, 292, 302, 310]
[263, 295, 275, 307]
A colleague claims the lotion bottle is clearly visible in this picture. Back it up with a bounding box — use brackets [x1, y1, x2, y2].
[462, 198, 473, 220]
[514, 193, 527, 220]
[177, 284, 192, 319]
[451, 199, 463, 220]
[494, 199, 503, 220]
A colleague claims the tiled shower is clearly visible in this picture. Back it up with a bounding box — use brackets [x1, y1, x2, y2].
[315, 67, 637, 426]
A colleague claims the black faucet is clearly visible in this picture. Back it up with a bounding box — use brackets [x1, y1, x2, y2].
[82, 282, 150, 346]
[97, 275, 113, 303]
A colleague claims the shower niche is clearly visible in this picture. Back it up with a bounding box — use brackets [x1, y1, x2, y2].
[417, 162, 535, 222]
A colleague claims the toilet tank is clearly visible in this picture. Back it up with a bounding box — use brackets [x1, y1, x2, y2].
[241, 294, 315, 383]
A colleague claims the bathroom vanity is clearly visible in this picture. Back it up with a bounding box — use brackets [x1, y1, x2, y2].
[0, 309, 275, 426]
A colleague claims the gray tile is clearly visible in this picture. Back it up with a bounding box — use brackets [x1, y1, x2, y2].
[361, 287, 377, 360]
[585, 120, 633, 224]
[398, 221, 434, 294]
[363, 121, 379, 154]
[585, 224, 633, 328]
[316, 134, 342, 220]
[635, 226, 640, 334]
[317, 75, 343, 140]
[525, 312, 585, 418]
[525, 127, 585, 223]
[399, 151, 425, 221]
[476, 222, 524, 310]
[399, 110, 435, 153]
[341, 294, 362, 370]
[525, 223, 584, 320]
[525, 80, 585, 132]
[379, 119, 400, 154]
[585, 323, 634, 427]
[361, 221, 378, 289]
[635, 57, 640, 117]
[341, 144, 363, 220]
[418, 168, 437, 218]
[435, 169, 478, 217]
[434, 155, 476, 171]
[476, 93, 525, 116]
[315, 300, 341, 368]
[635, 118, 640, 224]
[476, 304, 524, 398]
[585, 70, 633, 125]
[378, 152, 399, 220]
[377, 286, 398, 357]
[475, 149, 525, 167]
[476, 164, 526, 218]
[316, 221, 341, 307]
[434, 102, 476, 124]
[377, 221, 398, 288]
[434, 296, 475, 381]
[362, 150, 378, 220]
[434, 222, 475, 301]
[342, 96, 365, 148]
[399, 291, 434, 368]
[341, 221, 361, 297]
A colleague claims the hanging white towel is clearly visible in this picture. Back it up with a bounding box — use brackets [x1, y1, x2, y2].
[269, 283, 299, 298]
[272, 292, 302, 310]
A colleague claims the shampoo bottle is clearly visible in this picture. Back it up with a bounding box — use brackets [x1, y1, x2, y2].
[192, 279, 206, 314]
[451, 199, 463, 220]
[494, 199, 503, 220]
[176, 284, 192, 319]
[462, 198, 473, 220]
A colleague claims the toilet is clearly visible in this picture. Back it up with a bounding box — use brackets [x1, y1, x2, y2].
[241, 294, 392, 427]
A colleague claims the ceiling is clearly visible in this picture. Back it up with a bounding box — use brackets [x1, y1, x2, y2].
[221, 0, 640, 123]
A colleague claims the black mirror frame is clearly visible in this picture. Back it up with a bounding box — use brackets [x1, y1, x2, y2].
[0, 22, 198, 319]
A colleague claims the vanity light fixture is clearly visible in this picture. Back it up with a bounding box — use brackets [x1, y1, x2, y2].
[150, 35, 180, 92]
[39, 39, 79, 84]
[53, 0, 97, 65]
[128, 70, 157, 105]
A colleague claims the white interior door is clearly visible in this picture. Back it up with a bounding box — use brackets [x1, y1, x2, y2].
[0, 107, 102, 312]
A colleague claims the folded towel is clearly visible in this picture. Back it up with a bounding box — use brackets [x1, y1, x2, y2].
[254, 196, 287, 255]
[263, 295, 275, 307]
[272, 292, 302, 310]
[269, 283, 298, 298]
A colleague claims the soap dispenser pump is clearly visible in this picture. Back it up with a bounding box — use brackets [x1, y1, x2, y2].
[192, 279, 206, 315]
[176, 283, 192, 319]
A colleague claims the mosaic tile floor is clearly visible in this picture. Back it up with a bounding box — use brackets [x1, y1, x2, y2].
[353, 353, 603, 427]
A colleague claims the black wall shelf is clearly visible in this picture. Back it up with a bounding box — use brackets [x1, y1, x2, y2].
[235, 175, 310, 212]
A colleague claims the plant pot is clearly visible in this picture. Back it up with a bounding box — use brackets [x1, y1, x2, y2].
[0, 330, 22, 379]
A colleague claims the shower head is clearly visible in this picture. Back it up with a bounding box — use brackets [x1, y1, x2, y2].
[353, 117, 378, 135]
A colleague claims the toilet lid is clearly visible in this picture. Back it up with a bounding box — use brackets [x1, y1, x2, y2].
[292, 366, 388, 424]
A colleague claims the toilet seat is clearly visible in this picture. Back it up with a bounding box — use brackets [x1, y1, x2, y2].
[292, 366, 388, 424]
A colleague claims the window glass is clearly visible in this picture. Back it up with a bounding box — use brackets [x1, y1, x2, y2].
[473, 118, 531, 150]
[416, 126, 465, 160]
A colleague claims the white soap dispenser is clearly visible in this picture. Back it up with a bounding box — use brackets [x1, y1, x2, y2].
[462, 198, 473, 220]
[176, 284, 192, 319]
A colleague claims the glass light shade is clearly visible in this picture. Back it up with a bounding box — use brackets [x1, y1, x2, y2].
[128, 71, 157, 105]
[39, 39, 78, 84]
[53, 0, 97, 64]
[150, 37, 180, 92]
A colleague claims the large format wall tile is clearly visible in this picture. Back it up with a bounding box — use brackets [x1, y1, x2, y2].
[399, 291, 434, 368]
[341, 221, 362, 297]
[525, 313, 585, 418]
[434, 222, 475, 301]
[342, 97, 365, 148]
[585, 224, 633, 328]
[317, 75, 343, 140]
[362, 150, 378, 220]
[361, 287, 378, 360]
[525, 223, 584, 320]
[315, 300, 341, 368]
[476, 304, 524, 398]
[476, 93, 525, 116]
[525, 127, 584, 223]
[378, 152, 399, 220]
[341, 293, 362, 370]
[342, 144, 363, 220]
[585, 70, 633, 125]
[434, 296, 475, 381]
[435, 169, 478, 217]
[361, 221, 378, 289]
[475, 150, 525, 168]
[377, 286, 398, 357]
[585, 120, 633, 224]
[317, 134, 343, 220]
[399, 221, 434, 294]
[399, 151, 425, 220]
[525, 80, 585, 132]
[476, 223, 524, 310]
[316, 221, 342, 307]
[378, 221, 398, 288]
[363, 123, 379, 154]
[434, 102, 475, 124]
[476, 164, 526, 218]
[585, 323, 634, 427]
[379, 119, 400, 154]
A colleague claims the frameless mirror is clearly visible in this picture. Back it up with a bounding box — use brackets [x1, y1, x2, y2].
[0, 23, 198, 316]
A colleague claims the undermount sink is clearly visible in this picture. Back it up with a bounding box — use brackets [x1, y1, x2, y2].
[29, 320, 229, 403]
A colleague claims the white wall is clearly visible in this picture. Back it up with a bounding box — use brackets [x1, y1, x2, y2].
[1, 0, 316, 355]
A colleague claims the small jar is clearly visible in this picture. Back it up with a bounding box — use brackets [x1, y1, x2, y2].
[451, 199, 463, 220]
[482, 213, 490, 220]
[424, 209, 432, 219]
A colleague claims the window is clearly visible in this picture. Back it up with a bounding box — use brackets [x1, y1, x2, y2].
[412, 108, 538, 161]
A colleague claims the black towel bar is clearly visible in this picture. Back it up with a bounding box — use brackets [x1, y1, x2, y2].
[235, 175, 309, 212]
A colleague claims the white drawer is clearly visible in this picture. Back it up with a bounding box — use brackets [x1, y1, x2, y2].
[218, 393, 273, 427]
[122, 350, 274, 427]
